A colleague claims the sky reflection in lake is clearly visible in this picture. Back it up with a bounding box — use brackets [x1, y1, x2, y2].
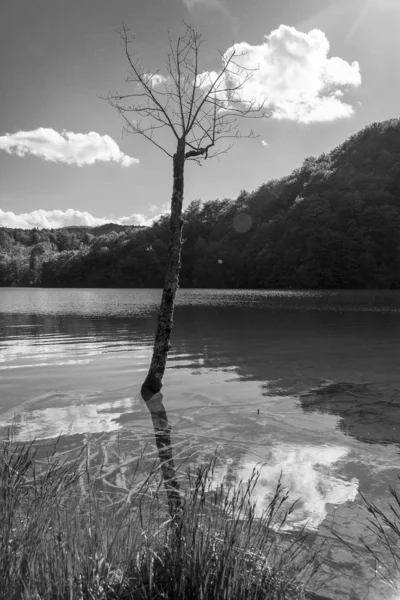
[211, 443, 359, 531]
[1, 288, 400, 598]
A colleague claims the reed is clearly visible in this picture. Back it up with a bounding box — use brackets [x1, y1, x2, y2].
[0, 438, 323, 600]
[356, 479, 400, 597]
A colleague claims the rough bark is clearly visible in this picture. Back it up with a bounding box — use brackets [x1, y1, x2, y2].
[141, 138, 186, 397]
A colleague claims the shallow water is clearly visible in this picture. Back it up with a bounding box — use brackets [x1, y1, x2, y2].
[1, 287, 400, 599]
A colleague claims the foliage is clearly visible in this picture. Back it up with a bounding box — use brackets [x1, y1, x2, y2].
[0, 225, 145, 287]
[2, 118, 400, 289]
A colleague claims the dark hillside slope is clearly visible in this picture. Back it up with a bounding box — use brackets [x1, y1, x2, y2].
[234, 118, 400, 289]
[1, 119, 400, 289]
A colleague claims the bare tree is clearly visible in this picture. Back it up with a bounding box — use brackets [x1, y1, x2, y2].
[108, 23, 267, 399]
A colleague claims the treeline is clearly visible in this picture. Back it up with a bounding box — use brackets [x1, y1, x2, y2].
[0, 224, 146, 287]
[2, 118, 400, 289]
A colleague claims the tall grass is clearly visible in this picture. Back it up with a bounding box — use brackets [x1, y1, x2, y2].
[327, 475, 400, 600]
[0, 438, 323, 600]
[358, 479, 400, 597]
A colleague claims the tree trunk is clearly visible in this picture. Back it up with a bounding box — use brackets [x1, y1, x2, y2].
[141, 138, 185, 398]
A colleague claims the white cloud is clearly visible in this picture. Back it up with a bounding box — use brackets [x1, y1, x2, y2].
[144, 73, 169, 88]
[0, 128, 139, 167]
[149, 202, 169, 214]
[205, 25, 361, 124]
[261, 140, 269, 147]
[0, 208, 153, 230]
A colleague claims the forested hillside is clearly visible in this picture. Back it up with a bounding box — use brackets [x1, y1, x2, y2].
[1, 118, 400, 289]
[0, 225, 145, 287]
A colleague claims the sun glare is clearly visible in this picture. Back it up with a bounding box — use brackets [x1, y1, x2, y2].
[346, 0, 399, 41]
[345, 0, 374, 41]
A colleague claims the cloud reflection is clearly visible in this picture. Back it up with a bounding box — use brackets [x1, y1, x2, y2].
[213, 443, 358, 531]
[0, 392, 141, 441]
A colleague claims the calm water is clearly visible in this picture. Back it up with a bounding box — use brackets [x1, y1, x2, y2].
[1, 287, 400, 599]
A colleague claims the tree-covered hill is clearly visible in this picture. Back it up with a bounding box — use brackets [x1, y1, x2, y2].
[1, 118, 400, 289]
[0, 224, 144, 287]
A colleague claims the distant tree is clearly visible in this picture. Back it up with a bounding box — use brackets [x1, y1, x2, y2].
[82, 232, 95, 246]
[108, 23, 267, 398]
[30, 229, 41, 245]
[0, 230, 13, 250]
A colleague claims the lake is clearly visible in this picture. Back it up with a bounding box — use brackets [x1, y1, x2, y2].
[1, 287, 400, 599]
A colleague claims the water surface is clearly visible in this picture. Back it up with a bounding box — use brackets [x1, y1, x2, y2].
[1, 287, 400, 599]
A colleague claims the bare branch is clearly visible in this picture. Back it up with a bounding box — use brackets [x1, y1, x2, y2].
[118, 25, 180, 140]
[107, 22, 269, 163]
[118, 110, 174, 158]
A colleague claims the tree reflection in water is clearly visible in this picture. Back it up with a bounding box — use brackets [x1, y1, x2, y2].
[141, 388, 182, 516]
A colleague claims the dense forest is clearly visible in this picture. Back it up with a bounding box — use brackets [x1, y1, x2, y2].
[1, 118, 400, 290]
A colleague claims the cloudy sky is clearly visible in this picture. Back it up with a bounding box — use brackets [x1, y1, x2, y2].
[0, 0, 399, 229]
